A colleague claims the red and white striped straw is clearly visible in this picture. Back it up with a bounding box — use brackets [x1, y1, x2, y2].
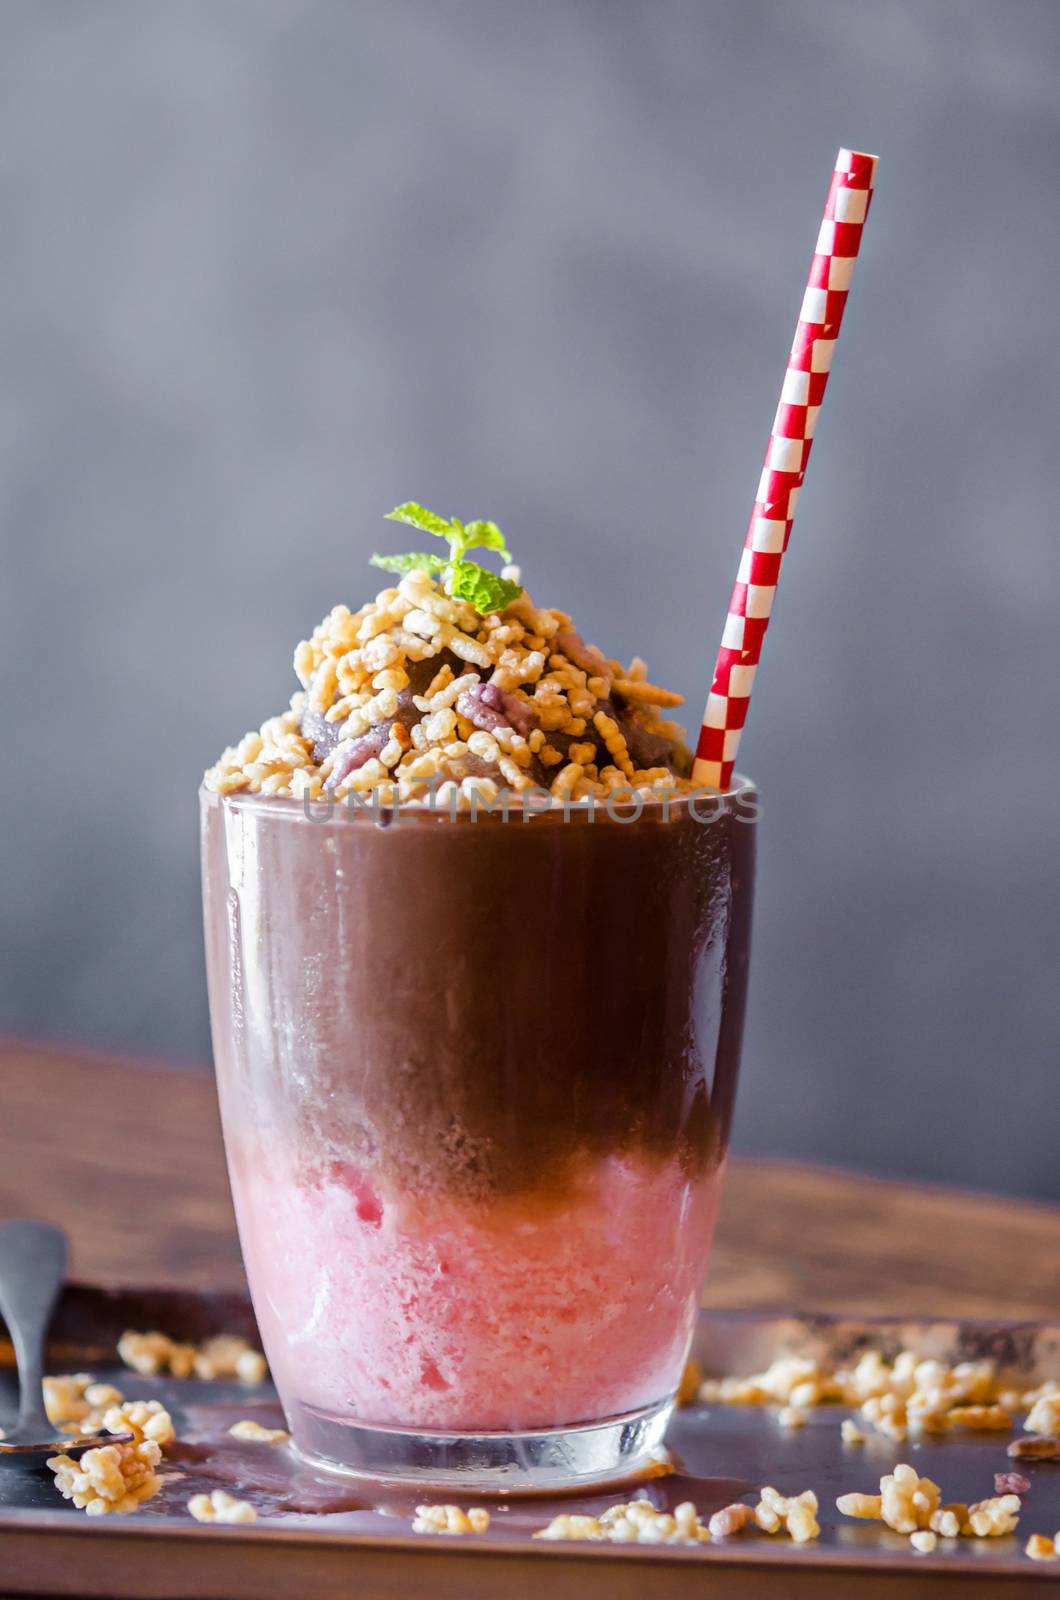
[692, 147, 878, 791]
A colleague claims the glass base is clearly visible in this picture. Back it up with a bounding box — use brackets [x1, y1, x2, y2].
[288, 1395, 674, 1493]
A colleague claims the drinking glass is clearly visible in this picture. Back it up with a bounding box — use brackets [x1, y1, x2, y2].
[201, 782, 755, 1489]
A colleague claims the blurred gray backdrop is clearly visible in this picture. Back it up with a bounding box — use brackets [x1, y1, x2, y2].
[2, 0, 1058, 1199]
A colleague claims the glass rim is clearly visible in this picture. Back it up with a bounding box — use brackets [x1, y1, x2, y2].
[198, 772, 757, 826]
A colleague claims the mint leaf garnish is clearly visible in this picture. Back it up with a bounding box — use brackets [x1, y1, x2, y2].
[384, 502, 455, 539]
[370, 551, 447, 575]
[374, 501, 523, 614]
[461, 520, 511, 561]
[448, 560, 523, 614]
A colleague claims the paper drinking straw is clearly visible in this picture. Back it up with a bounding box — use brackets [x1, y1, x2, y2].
[692, 147, 879, 791]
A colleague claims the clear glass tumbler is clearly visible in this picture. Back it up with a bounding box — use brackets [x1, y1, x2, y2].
[200, 784, 755, 1489]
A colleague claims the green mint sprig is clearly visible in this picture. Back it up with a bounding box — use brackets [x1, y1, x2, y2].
[370, 501, 523, 615]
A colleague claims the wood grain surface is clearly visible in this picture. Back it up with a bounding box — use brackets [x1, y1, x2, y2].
[1, 1041, 1058, 1319]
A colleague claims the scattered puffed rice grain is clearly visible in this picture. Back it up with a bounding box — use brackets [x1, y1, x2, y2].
[534, 1513, 603, 1542]
[188, 1490, 258, 1525]
[228, 1420, 290, 1444]
[412, 1504, 490, 1536]
[1009, 1436, 1060, 1461]
[837, 1493, 883, 1521]
[708, 1502, 755, 1539]
[930, 1507, 964, 1539]
[787, 1502, 820, 1543]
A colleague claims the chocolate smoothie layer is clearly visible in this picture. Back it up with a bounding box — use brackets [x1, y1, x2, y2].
[202, 791, 755, 1204]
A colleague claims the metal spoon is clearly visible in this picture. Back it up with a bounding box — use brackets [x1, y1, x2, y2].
[0, 1220, 129, 1457]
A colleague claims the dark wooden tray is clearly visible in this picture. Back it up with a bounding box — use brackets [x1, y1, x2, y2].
[2, 1287, 1059, 1597]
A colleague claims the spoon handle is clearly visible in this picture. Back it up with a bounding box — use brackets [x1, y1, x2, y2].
[0, 1221, 67, 1437]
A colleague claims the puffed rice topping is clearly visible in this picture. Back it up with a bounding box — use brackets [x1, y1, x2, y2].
[205, 570, 692, 808]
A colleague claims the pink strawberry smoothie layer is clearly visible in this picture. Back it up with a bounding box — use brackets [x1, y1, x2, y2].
[230, 1148, 723, 1432]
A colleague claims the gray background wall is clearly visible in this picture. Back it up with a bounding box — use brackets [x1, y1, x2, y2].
[2, 1, 1058, 1199]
